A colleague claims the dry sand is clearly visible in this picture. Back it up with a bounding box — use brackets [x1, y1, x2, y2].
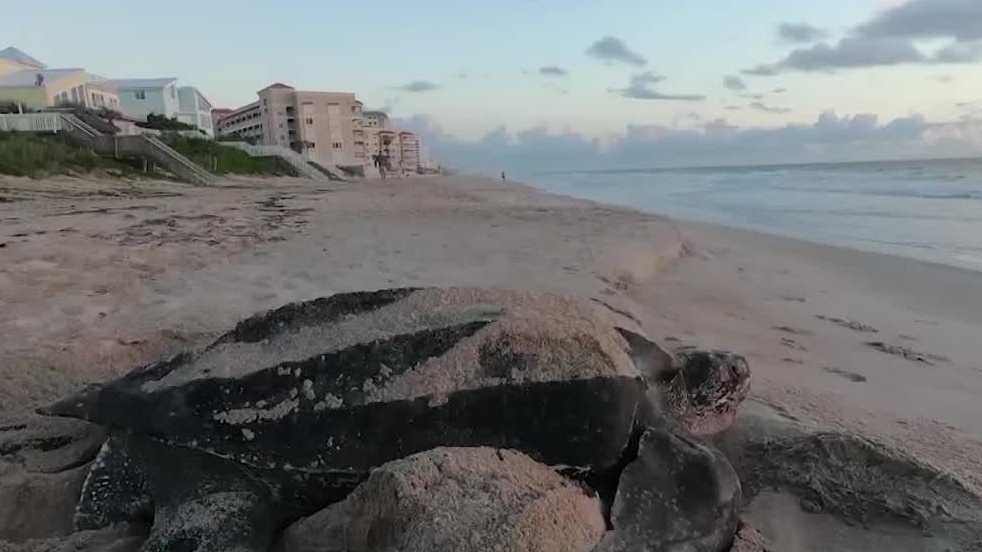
[2, 173, 982, 543]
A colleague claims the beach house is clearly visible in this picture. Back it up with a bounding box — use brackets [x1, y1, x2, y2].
[177, 86, 215, 137]
[0, 47, 121, 111]
[109, 78, 180, 121]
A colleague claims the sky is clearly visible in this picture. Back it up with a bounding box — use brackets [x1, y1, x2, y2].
[7, 0, 982, 171]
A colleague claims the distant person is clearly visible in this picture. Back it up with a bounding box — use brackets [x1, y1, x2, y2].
[501, 171, 506, 182]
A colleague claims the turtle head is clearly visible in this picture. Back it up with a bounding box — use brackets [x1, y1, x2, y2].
[37, 383, 105, 421]
[676, 351, 750, 409]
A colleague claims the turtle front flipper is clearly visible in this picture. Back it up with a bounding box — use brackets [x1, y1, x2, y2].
[126, 434, 280, 552]
[142, 490, 276, 552]
[75, 433, 153, 530]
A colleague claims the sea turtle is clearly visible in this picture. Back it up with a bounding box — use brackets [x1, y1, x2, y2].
[41, 287, 749, 551]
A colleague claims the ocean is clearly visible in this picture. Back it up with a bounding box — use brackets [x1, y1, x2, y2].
[528, 157, 982, 272]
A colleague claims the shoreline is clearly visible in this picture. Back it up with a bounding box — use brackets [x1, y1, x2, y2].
[521, 174, 982, 280]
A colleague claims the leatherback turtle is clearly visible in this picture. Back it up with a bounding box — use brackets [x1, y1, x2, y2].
[41, 287, 749, 551]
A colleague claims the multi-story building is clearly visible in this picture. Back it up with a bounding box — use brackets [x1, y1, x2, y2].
[210, 107, 233, 132]
[257, 83, 364, 171]
[362, 110, 390, 129]
[177, 86, 214, 137]
[0, 47, 121, 111]
[214, 101, 261, 142]
[217, 84, 424, 178]
[365, 127, 420, 176]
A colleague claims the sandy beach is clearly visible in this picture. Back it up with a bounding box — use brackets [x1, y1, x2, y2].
[3, 173, 982, 547]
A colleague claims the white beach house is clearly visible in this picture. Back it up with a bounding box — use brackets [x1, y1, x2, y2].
[109, 77, 180, 121]
[177, 86, 215, 137]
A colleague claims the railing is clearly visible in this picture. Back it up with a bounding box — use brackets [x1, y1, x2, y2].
[60, 114, 101, 138]
[221, 141, 341, 181]
[0, 112, 216, 186]
[0, 113, 64, 132]
[141, 135, 216, 185]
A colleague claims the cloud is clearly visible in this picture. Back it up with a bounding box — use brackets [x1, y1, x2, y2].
[744, 37, 927, 74]
[631, 71, 666, 85]
[772, 87, 787, 93]
[932, 40, 982, 62]
[745, 1, 982, 75]
[857, 0, 982, 41]
[614, 72, 705, 101]
[739, 93, 765, 100]
[586, 36, 647, 66]
[398, 80, 440, 92]
[725, 105, 743, 111]
[742, 64, 780, 76]
[749, 101, 792, 114]
[539, 66, 568, 76]
[399, 111, 982, 174]
[934, 74, 954, 83]
[778, 22, 829, 43]
[723, 75, 747, 90]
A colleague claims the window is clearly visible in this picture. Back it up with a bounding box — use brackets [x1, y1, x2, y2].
[71, 88, 79, 103]
[333, 142, 343, 150]
[135, 90, 146, 100]
[305, 118, 314, 125]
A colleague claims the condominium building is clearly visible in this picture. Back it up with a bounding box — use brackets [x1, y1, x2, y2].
[362, 110, 390, 129]
[365, 127, 420, 176]
[257, 83, 365, 170]
[217, 83, 424, 177]
[215, 102, 261, 142]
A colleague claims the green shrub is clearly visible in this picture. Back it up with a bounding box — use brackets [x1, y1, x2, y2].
[0, 131, 137, 178]
[138, 113, 202, 133]
[162, 135, 297, 176]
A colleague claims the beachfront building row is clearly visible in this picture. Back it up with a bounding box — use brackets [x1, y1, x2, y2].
[216, 83, 425, 177]
[0, 47, 122, 112]
[0, 46, 215, 137]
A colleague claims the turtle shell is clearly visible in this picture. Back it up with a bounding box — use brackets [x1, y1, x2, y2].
[42, 288, 667, 475]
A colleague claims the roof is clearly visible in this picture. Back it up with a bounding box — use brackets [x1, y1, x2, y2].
[0, 68, 84, 87]
[178, 85, 213, 110]
[109, 77, 177, 89]
[0, 47, 46, 69]
[224, 101, 260, 117]
[258, 82, 294, 93]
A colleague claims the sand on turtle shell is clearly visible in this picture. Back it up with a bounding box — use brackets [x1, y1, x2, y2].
[144, 288, 642, 409]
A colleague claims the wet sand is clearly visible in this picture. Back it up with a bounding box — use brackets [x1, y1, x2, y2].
[2, 173, 981, 547]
